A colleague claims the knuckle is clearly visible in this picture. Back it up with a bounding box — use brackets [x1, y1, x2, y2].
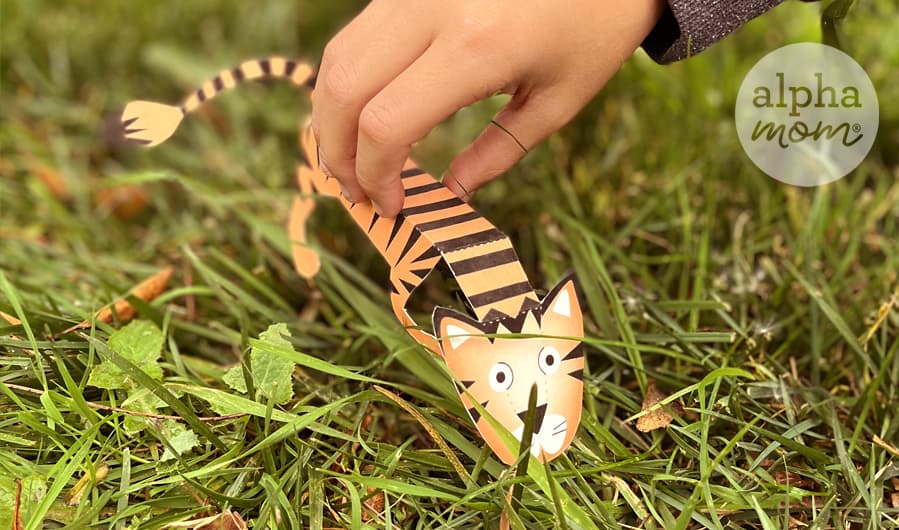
[453, 12, 501, 54]
[359, 102, 398, 145]
[321, 61, 358, 107]
[321, 36, 345, 68]
[354, 169, 381, 192]
[458, 28, 493, 55]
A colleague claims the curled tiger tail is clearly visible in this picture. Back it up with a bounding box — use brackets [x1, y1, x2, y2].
[121, 56, 316, 148]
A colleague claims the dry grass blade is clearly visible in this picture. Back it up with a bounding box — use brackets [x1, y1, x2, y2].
[162, 510, 248, 530]
[1, 310, 22, 325]
[60, 266, 173, 334]
[860, 289, 896, 351]
[373, 385, 474, 488]
[873, 435, 899, 458]
[65, 463, 109, 506]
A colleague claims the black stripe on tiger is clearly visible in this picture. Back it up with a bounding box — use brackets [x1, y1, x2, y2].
[449, 248, 518, 275]
[417, 211, 480, 232]
[480, 304, 541, 335]
[213, 75, 224, 91]
[563, 345, 584, 361]
[401, 168, 425, 179]
[455, 380, 472, 393]
[405, 182, 444, 196]
[415, 246, 441, 262]
[386, 216, 405, 247]
[402, 197, 465, 216]
[467, 281, 533, 308]
[232, 66, 245, 81]
[567, 369, 584, 381]
[396, 227, 422, 263]
[285, 60, 297, 77]
[368, 212, 380, 232]
[410, 268, 431, 279]
[260, 58, 271, 75]
[468, 400, 489, 423]
[435, 228, 505, 254]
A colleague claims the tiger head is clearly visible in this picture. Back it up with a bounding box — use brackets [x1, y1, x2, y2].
[433, 273, 584, 465]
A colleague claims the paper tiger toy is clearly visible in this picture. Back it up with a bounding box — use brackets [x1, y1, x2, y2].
[121, 56, 585, 465]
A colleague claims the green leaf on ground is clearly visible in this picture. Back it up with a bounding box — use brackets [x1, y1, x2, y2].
[159, 420, 200, 461]
[87, 320, 164, 390]
[222, 365, 248, 394]
[249, 323, 296, 404]
[120, 387, 168, 433]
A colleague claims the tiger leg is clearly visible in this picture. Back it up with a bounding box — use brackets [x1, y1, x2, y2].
[289, 164, 321, 279]
[389, 278, 440, 355]
[385, 224, 443, 354]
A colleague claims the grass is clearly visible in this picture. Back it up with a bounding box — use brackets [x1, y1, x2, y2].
[1, 0, 898, 528]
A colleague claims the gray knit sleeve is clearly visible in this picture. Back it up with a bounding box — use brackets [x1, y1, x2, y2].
[642, 0, 785, 64]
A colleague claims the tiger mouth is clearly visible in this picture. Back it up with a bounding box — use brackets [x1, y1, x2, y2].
[512, 413, 568, 459]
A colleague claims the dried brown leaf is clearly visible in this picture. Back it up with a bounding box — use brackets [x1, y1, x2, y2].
[60, 266, 173, 335]
[789, 516, 809, 528]
[31, 160, 70, 200]
[362, 488, 385, 522]
[636, 380, 681, 432]
[13, 479, 24, 530]
[891, 476, 899, 509]
[93, 184, 150, 220]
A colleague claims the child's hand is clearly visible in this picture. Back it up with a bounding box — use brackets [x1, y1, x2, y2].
[311, 0, 665, 217]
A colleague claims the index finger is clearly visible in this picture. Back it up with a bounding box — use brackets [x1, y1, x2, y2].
[312, 2, 434, 201]
[354, 44, 514, 216]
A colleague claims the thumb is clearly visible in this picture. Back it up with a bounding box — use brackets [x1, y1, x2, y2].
[443, 93, 567, 200]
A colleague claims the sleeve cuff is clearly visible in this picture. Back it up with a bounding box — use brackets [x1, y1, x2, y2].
[642, 0, 786, 64]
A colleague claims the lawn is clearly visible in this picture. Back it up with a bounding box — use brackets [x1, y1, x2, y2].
[1, 1, 898, 528]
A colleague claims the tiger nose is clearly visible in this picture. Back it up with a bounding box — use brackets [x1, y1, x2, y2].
[518, 403, 548, 433]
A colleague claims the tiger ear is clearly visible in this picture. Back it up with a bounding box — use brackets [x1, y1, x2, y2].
[433, 307, 487, 357]
[540, 272, 583, 329]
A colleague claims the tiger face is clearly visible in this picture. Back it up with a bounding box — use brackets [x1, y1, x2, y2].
[433, 274, 584, 465]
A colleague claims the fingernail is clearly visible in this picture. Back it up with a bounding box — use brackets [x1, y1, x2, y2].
[443, 171, 472, 202]
[372, 201, 385, 217]
[339, 183, 354, 203]
[320, 158, 333, 178]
